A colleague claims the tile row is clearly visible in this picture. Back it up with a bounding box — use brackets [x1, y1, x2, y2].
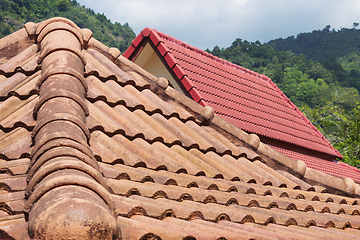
[176, 54, 291, 109]
[195, 85, 319, 140]
[107, 178, 360, 216]
[100, 163, 359, 205]
[215, 109, 335, 156]
[117, 213, 360, 240]
[187, 74, 308, 126]
[110, 193, 360, 230]
[90, 130, 311, 189]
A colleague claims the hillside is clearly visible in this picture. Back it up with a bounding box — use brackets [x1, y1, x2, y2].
[267, 25, 360, 91]
[0, 0, 135, 52]
[268, 25, 360, 61]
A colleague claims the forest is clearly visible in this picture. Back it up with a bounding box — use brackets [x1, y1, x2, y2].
[1, 0, 360, 168]
[0, 0, 135, 52]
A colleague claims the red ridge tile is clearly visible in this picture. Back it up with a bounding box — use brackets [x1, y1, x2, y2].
[157, 42, 169, 56]
[180, 76, 194, 91]
[130, 34, 143, 48]
[172, 64, 186, 80]
[198, 99, 207, 106]
[149, 30, 161, 46]
[122, 44, 135, 58]
[141, 28, 151, 37]
[189, 88, 203, 103]
[164, 53, 176, 68]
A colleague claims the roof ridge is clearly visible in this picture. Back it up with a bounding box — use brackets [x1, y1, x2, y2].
[153, 29, 273, 82]
[22, 18, 119, 239]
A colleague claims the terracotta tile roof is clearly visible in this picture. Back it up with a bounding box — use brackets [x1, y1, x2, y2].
[122, 28, 360, 182]
[0, 18, 360, 239]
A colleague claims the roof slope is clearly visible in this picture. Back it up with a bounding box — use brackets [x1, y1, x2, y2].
[271, 145, 360, 183]
[0, 18, 360, 239]
[123, 29, 348, 170]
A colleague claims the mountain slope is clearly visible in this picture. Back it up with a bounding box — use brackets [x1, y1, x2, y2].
[267, 25, 360, 61]
[0, 0, 135, 52]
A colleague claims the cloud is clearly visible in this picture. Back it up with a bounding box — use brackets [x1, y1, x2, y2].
[77, 0, 360, 50]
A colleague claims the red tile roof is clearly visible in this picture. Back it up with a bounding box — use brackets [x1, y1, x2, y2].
[122, 28, 360, 181]
[1, 18, 360, 239]
[271, 145, 360, 183]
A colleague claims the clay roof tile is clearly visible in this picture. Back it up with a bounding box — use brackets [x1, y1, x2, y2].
[0, 18, 360, 239]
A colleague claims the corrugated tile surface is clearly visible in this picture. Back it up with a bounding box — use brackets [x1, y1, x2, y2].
[121, 28, 360, 183]
[1, 20, 360, 239]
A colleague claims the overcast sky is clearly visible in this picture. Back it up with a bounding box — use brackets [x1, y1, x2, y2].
[76, 0, 360, 50]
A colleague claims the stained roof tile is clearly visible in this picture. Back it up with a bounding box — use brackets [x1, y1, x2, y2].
[0, 44, 38, 74]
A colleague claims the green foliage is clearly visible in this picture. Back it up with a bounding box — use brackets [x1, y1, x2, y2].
[268, 26, 360, 93]
[55, 0, 70, 12]
[208, 30, 360, 168]
[0, 0, 135, 52]
[300, 89, 360, 168]
[268, 25, 360, 61]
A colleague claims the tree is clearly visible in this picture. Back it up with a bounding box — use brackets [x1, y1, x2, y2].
[0, 0, 136, 49]
[353, 22, 359, 29]
[231, 38, 242, 47]
[56, 0, 70, 12]
[323, 25, 331, 33]
[300, 87, 360, 168]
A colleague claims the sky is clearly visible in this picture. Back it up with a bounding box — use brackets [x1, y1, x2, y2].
[76, 0, 360, 50]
